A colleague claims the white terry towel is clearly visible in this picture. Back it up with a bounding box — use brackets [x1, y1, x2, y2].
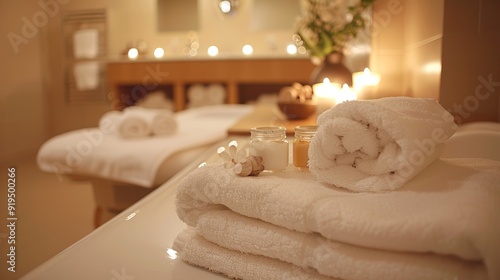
[173, 228, 331, 280]
[308, 97, 457, 192]
[99, 110, 150, 139]
[73, 28, 99, 59]
[99, 107, 178, 138]
[73, 62, 100, 91]
[175, 158, 500, 280]
[124, 106, 177, 136]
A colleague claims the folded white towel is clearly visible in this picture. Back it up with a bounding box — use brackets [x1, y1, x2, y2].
[124, 106, 177, 136]
[309, 97, 457, 192]
[73, 28, 99, 59]
[173, 228, 331, 280]
[73, 62, 100, 91]
[175, 158, 500, 280]
[99, 110, 150, 139]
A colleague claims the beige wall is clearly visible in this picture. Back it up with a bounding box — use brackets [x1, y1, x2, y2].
[402, 0, 444, 100]
[439, 0, 500, 122]
[371, 0, 499, 122]
[370, 0, 406, 97]
[370, 0, 444, 99]
[0, 1, 48, 161]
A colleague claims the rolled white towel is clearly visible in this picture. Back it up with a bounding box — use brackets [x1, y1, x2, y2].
[308, 97, 457, 192]
[99, 110, 150, 139]
[124, 107, 177, 136]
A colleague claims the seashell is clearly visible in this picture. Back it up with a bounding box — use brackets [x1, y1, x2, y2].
[234, 155, 264, 177]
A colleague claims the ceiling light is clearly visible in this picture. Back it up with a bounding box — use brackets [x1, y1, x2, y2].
[219, 0, 239, 15]
[242, 44, 253, 55]
[153, 47, 164, 58]
[127, 48, 139, 60]
[286, 44, 297, 55]
[208, 45, 219, 57]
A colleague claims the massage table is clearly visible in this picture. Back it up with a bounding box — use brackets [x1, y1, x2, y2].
[24, 143, 229, 280]
[37, 104, 253, 227]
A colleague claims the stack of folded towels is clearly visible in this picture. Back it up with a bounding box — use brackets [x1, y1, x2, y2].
[173, 97, 500, 280]
[98, 106, 177, 138]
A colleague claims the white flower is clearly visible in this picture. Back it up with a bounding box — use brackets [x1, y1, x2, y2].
[217, 140, 247, 169]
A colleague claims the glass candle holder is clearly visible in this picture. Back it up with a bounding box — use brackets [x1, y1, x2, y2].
[250, 127, 289, 171]
[293, 125, 318, 170]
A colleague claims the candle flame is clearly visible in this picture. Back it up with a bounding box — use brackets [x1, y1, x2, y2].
[322, 78, 330, 84]
[363, 68, 371, 75]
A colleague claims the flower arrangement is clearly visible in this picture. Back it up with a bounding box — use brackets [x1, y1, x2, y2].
[295, 0, 375, 61]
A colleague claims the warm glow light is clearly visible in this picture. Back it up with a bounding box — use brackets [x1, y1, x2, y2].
[286, 44, 297, 55]
[423, 62, 442, 74]
[166, 248, 178, 260]
[219, 0, 231, 13]
[153, 47, 164, 58]
[335, 83, 357, 104]
[125, 212, 137, 221]
[127, 48, 139, 60]
[357, 68, 381, 86]
[242, 44, 253, 55]
[208, 45, 219, 56]
[298, 46, 307, 55]
[352, 67, 381, 100]
[188, 49, 198, 57]
[313, 78, 339, 115]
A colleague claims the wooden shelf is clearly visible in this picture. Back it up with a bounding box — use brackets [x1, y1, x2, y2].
[227, 104, 317, 136]
[106, 58, 316, 111]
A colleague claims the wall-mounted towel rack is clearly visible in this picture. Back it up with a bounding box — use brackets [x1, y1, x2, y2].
[61, 9, 108, 104]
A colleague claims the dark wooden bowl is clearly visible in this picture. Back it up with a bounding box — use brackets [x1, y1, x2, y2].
[277, 101, 316, 120]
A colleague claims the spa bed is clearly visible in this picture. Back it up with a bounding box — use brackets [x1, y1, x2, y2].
[37, 104, 253, 227]
[24, 143, 230, 280]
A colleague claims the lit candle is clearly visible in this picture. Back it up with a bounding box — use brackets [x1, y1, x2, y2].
[352, 68, 381, 99]
[334, 84, 357, 104]
[313, 78, 339, 115]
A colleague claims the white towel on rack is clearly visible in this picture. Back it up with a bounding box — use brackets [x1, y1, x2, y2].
[73, 28, 99, 58]
[308, 97, 457, 192]
[73, 62, 100, 91]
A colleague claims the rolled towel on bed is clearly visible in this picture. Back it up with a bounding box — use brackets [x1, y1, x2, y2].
[308, 97, 457, 192]
[99, 110, 150, 138]
[124, 106, 177, 136]
[99, 107, 177, 138]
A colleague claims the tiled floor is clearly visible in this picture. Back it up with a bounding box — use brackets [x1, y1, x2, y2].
[0, 153, 95, 280]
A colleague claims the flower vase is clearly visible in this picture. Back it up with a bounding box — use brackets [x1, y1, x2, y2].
[310, 52, 353, 87]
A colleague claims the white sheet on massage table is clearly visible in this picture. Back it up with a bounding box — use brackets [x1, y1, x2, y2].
[37, 104, 253, 188]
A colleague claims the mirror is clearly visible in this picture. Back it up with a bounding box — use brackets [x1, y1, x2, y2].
[157, 0, 199, 32]
[250, 0, 302, 31]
